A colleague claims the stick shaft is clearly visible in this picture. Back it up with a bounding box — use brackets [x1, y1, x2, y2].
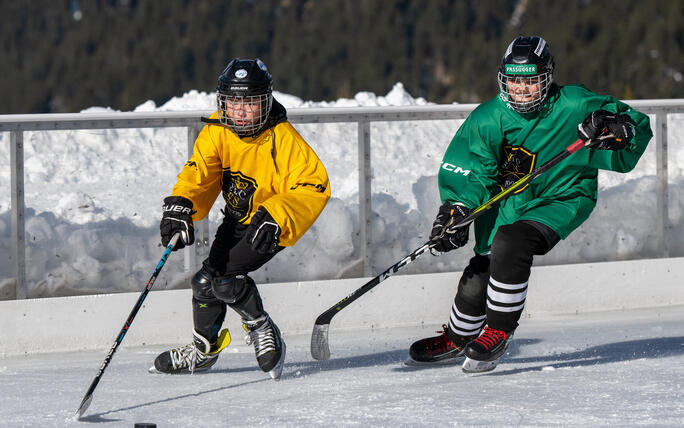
[311, 139, 587, 360]
[314, 243, 432, 326]
[75, 234, 180, 418]
[316, 138, 584, 326]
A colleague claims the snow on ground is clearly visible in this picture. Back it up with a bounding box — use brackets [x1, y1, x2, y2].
[1, 305, 683, 426]
[0, 83, 683, 298]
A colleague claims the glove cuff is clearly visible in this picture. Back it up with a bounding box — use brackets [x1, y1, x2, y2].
[252, 206, 278, 225]
[163, 195, 193, 208]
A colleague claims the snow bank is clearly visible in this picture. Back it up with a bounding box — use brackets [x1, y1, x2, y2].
[0, 84, 682, 298]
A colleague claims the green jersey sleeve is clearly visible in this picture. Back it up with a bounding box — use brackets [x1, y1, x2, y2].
[438, 102, 503, 208]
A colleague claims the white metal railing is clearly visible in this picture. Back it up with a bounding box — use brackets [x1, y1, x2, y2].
[2, 100, 683, 299]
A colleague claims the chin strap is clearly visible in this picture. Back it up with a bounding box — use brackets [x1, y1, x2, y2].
[201, 117, 220, 124]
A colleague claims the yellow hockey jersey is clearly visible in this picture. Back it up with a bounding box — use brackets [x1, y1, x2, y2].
[172, 108, 330, 247]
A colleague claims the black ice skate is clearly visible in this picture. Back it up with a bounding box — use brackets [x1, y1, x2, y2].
[407, 325, 469, 365]
[149, 329, 231, 374]
[243, 314, 286, 380]
[464, 326, 512, 363]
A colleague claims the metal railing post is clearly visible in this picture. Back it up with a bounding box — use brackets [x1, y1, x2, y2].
[10, 131, 26, 299]
[195, 218, 210, 269]
[183, 126, 197, 273]
[358, 120, 372, 276]
[192, 124, 210, 268]
[184, 124, 210, 273]
[655, 111, 669, 257]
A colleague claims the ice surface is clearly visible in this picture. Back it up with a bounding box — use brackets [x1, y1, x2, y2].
[1, 306, 683, 427]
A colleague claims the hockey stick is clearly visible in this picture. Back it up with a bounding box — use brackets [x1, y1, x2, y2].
[311, 138, 588, 360]
[75, 233, 180, 419]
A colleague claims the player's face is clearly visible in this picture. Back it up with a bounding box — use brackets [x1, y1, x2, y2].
[224, 97, 262, 126]
[506, 76, 544, 104]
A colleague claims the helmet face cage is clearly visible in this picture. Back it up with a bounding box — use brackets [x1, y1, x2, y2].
[216, 58, 273, 137]
[217, 92, 272, 137]
[498, 36, 554, 114]
[497, 70, 552, 114]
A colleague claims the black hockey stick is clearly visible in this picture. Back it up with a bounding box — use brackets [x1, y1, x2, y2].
[75, 233, 180, 419]
[311, 138, 589, 360]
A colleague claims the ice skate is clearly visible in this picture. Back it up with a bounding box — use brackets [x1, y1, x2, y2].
[464, 326, 512, 361]
[149, 329, 231, 374]
[243, 314, 286, 380]
[461, 326, 512, 373]
[406, 325, 468, 366]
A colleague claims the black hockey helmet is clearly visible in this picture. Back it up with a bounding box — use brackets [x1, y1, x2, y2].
[497, 36, 555, 113]
[216, 58, 273, 137]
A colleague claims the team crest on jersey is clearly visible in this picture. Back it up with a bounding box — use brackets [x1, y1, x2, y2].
[498, 145, 536, 193]
[222, 169, 258, 222]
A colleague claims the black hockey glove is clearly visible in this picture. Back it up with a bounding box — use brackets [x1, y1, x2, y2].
[245, 206, 281, 255]
[160, 196, 195, 251]
[577, 109, 636, 151]
[429, 202, 472, 253]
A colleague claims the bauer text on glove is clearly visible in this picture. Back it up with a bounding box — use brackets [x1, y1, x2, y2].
[160, 196, 195, 250]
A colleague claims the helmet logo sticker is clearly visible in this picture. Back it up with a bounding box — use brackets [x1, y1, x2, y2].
[235, 69, 248, 79]
[256, 59, 268, 72]
[505, 64, 538, 75]
[534, 38, 547, 56]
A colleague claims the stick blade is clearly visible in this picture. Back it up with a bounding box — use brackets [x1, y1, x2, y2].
[75, 394, 92, 420]
[310, 323, 331, 360]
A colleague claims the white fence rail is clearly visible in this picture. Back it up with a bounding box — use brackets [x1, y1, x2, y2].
[2, 100, 683, 299]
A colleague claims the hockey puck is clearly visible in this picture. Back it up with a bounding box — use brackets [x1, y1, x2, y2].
[134, 424, 156, 428]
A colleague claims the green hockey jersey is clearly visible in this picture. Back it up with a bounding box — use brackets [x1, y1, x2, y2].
[438, 84, 652, 253]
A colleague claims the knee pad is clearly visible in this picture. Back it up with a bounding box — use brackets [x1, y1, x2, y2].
[211, 273, 255, 304]
[191, 266, 218, 302]
[457, 254, 490, 305]
[212, 273, 265, 320]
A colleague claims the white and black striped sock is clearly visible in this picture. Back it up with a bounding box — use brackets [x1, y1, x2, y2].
[448, 304, 486, 339]
[485, 277, 528, 330]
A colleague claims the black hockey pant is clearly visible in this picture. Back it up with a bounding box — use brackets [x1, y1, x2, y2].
[447, 220, 559, 342]
[191, 216, 282, 342]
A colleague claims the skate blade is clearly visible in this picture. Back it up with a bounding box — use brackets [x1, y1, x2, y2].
[147, 365, 214, 375]
[403, 356, 465, 367]
[148, 366, 187, 374]
[462, 357, 498, 374]
[268, 341, 287, 381]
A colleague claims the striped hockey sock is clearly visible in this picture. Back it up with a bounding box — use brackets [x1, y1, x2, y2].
[448, 304, 486, 339]
[485, 276, 528, 331]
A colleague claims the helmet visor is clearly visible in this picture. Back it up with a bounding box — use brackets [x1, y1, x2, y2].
[497, 71, 552, 113]
[217, 93, 272, 137]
